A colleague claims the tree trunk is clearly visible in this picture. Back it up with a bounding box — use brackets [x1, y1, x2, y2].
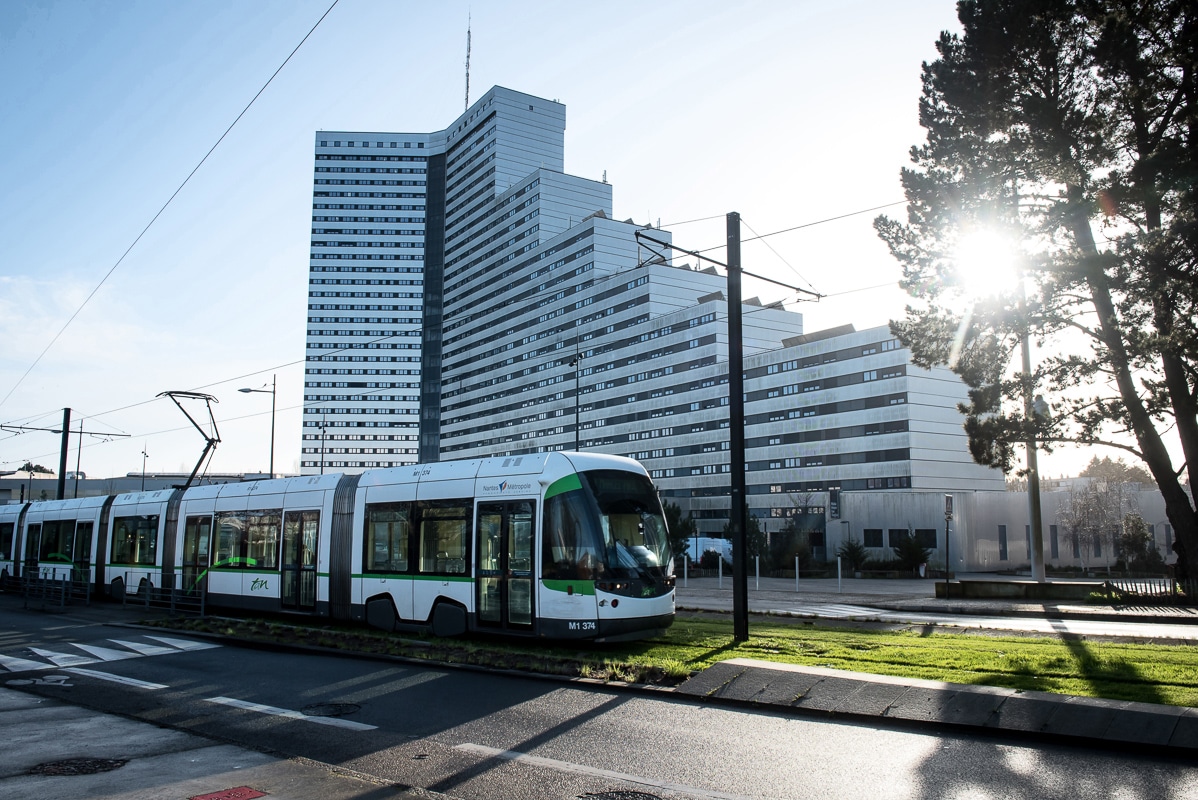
[1067, 190, 1198, 579]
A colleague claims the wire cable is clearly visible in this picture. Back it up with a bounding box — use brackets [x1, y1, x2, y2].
[0, 0, 342, 412]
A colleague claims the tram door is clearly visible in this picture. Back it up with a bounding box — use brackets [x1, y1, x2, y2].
[475, 501, 535, 631]
[24, 524, 41, 577]
[74, 521, 94, 581]
[281, 510, 319, 612]
[181, 515, 212, 595]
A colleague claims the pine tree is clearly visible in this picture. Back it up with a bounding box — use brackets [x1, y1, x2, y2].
[875, 0, 1198, 579]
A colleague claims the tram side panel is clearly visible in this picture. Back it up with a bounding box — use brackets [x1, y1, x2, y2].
[356, 470, 418, 629]
[0, 503, 29, 587]
[412, 464, 479, 632]
[105, 490, 176, 597]
[22, 496, 111, 590]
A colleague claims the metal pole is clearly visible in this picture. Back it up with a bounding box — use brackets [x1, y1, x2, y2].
[269, 374, 276, 477]
[56, 408, 71, 500]
[838, 556, 843, 594]
[1020, 281, 1046, 582]
[795, 555, 799, 592]
[727, 212, 749, 642]
[73, 418, 83, 499]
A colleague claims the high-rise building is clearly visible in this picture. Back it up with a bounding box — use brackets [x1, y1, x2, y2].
[303, 87, 1004, 534]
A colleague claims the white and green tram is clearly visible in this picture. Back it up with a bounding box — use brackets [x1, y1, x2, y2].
[174, 451, 675, 641]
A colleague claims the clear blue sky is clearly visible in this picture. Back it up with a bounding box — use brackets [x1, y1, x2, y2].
[2, 0, 1004, 479]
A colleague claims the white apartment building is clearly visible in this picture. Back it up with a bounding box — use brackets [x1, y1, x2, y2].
[303, 86, 1004, 530]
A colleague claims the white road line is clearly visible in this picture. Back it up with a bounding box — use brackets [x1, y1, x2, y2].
[144, 635, 220, 651]
[0, 653, 53, 673]
[65, 668, 167, 690]
[455, 743, 755, 800]
[205, 696, 377, 731]
[72, 643, 142, 662]
[28, 647, 97, 667]
[107, 639, 178, 657]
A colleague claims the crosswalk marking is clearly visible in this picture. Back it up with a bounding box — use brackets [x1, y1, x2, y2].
[1, 635, 220, 674]
[145, 635, 220, 652]
[71, 643, 142, 662]
[28, 647, 96, 667]
[106, 639, 180, 657]
[0, 653, 52, 672]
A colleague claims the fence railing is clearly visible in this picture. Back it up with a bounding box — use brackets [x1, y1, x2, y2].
[1104, 573, 1198, 606]
[120, 573, 205, 617]
[21, 568, 93, 610]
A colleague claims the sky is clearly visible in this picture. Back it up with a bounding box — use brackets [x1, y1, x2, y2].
[0, 0, 1102, 481]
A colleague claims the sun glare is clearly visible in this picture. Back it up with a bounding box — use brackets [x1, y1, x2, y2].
[947, 229, 1021, 368]
[954, 229, 1019, 299]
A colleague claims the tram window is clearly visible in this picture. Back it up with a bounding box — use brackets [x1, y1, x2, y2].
[213, 510, 281, 570]
[39, 520, 73, 563]
[111, 515, 159, 566]
[542, 489, 604, 580]
[365, 502, 411, 573]
[247, 511, 281, 569]
[0, 522, 12, 560]
[418, 501, 469, 575]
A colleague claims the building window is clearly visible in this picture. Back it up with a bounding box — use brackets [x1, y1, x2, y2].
[998, 525, 1008, 561]
[863, 529, 883, 548]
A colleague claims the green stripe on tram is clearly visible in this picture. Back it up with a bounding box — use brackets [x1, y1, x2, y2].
[186, 557, 261, 591]
[351, 573, 473, 582]
[541, 579, 596, 596]
[544, 473, 582, 500]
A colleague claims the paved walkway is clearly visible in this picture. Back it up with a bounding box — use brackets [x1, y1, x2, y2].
[2, 579, 1196, 799]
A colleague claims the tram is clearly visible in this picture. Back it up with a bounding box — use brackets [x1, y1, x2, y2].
[2, 452, 675, 641]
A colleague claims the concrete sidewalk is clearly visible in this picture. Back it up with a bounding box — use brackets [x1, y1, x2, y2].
[671, 574, 1198, 757]
[675, 658, 1198, 756]
[0, 688, 449, 800]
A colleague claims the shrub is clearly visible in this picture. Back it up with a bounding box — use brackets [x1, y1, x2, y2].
[892, 533, 932, 574]
[836, 539, 869, 572]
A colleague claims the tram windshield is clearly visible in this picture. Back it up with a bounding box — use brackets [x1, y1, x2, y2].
[542, 469, 673, 582]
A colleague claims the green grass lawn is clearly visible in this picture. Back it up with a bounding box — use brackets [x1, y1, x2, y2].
[608, 616, 1198, 707]
[150, 612, 1198, 707]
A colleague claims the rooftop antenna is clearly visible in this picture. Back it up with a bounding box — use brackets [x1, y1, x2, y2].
[464, 12, 472, 112]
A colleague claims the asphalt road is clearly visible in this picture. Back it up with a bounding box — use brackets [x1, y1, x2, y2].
[3, 606, 1198, 799]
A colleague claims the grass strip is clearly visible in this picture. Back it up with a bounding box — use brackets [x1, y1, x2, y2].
[146, 613, 1198, 707]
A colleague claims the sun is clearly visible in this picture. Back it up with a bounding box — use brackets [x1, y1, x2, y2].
[952, 229, 1020, 299]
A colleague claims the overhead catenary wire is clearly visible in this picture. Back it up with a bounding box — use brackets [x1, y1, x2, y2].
[0, 0, 342, 413]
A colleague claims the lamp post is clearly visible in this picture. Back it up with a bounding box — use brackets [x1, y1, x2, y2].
[239, 374, 276, 476]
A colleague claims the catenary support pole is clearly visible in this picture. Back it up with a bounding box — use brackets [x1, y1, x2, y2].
[56, 407, 71, 500]
[728, 212, 749, 642]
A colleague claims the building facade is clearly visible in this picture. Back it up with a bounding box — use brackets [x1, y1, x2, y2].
[302, 86, 1005, 529]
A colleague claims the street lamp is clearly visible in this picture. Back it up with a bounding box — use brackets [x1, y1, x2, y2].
[239, 374, 276, 476]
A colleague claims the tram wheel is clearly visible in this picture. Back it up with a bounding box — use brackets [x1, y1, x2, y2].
[431, 601, 466, 638]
